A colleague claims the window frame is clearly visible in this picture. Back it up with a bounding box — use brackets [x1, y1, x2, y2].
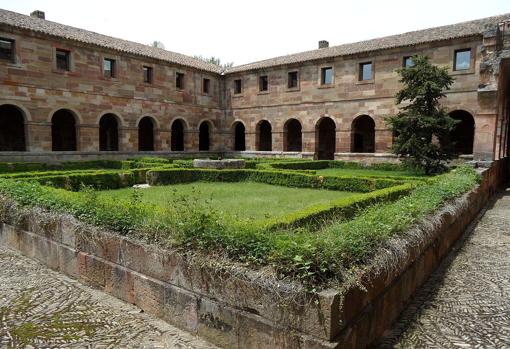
[259, 74, 269, 93]
[287, 70, 300, 91]
[103, 57, 116, 79]
[0, 37, 15, 63]
[233, 78, 242, 95]
[320, 66, 334, 86]
[55, 48, 71, 71]
[176, 72, 185, 90]
[402, 56, 414, 68]
[358, 61, 373, 82]
[202, 77, 211, 95]
[453, 48, 472, 72]
[143, 65, 153, 84]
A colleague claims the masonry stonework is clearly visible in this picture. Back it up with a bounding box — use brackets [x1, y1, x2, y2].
[1, 9, 510, 162]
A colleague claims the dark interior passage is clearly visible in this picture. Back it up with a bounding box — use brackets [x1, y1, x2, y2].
[351, 115, 375, 153]
[448, 110, 475, 155]
[171, 119, 185, 151]
[0, 104, 26, 151]
[138, 117, 155, 151]
[199, 121, 211, 151]
[257, 120, 272, 151]
[315, 117, 336, 160]
[99, 114, 119, 151]
[285, 119, 302, 152]
[233, 122, 246, 151]
[52, 109, 77, 151]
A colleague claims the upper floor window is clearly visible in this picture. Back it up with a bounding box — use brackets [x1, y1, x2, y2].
[103, 58, 115, 78]
[321, 67, 333, 85]
[403, 56, 414, 68]
[0, 38, 14, 62]
[454, 49, 471, 71]
[234, 79, 242, 94]
[259, 75, 268, 92]
[176, 72, 185, 89]
[143, 66, 153, 83]
[288, 71, 299, 89]
[203, 78, 210, 94]
[359, 62, 373, 81]
[56, 49, 70, 71]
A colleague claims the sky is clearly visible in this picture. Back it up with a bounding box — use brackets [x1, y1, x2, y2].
[0, 0, 509, 66]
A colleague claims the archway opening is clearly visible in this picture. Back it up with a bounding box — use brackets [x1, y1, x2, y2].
[171, 119, 185, 151]
[315, 117, 336, 160]
[199, 121, 211, 151]
[51, 109, 77, 151]
[233, 122, 246, 151]
[256, 120, 272, 151]
[138, 117, 155, 151]
[99, 114, 119, 151]
[284, 119, 302, 152]
[351, 115, 375, 153]
[448, 110, 475, 155]
[0, 104, 26, 151]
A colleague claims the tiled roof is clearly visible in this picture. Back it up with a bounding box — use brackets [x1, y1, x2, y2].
[225, 13, 510, 74]
[1, 8, 509, 75]
[0, 8, 223, 74]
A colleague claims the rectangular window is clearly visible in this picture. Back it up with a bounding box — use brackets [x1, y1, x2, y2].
[176, 72, 184, 89]
[143, 66, 153, 83]
[288, 71, 298, 89]
[103, 58, 115, 78]
[454, 49, 471, 71]
[403, 56, 414, 68]
[234, 79, 242, 94]
[203, 78, 210, 94]
[0, 38, 14, 61]
[359, 62, 372, 81]
[259, 75, 268, 92]
[321, 67, 333, 85]
[56, 49, 70, 71]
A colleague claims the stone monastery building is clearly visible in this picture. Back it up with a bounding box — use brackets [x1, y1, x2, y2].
[1, 8, 510, 162]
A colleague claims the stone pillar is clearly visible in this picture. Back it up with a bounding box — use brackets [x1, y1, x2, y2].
[473, 113, 497, 161]
[185, 130, 197, 151]
[159, 129, 171, 151]
[78, 125, 99, 151]
[121, 127, 137, 152]
[336, 129, 350, 153]
[246, 131, 256, 151]
[375, 128, 392, 153]
[26, 121, 51, 152]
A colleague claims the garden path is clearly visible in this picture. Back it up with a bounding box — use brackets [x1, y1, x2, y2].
[377, 189, 510, 348]
[0, 245, 218, 348]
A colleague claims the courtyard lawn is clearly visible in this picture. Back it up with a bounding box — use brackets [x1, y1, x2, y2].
[315, 167, 425, 178]
[97, 181, 358, 221]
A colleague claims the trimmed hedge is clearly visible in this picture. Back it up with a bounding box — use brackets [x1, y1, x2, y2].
[267, 183, 415, 229]
[0, 160, 128, 174]
[19, 169, 149, 191]
[147, 168, 405, 192]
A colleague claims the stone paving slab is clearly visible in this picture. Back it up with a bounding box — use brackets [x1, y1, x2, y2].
[0, 245, 218, 349]
[377, 190, 510, 348]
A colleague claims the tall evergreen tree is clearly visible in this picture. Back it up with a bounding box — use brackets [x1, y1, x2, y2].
[386, 55, 457, 174]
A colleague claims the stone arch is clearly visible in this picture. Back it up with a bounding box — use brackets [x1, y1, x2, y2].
[99, 113, 119, 151]
[199, 120, 212, 151]
[256, 120, 272, 151]
[171, 118, 186, 151]
[315, 116, 336, 160]
[51, 109, 78, 151]
[138, 116, 156, 151]
[232, 121, 246, 151]
[448, 110, 475, 155]
[351, 115, 375, 153]
[0, 104, 27, 151]
[284, 118, 302, 152]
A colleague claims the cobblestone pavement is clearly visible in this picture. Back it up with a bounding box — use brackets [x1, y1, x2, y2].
[0, 246, 218, 349]
[378, 190, 510, 348]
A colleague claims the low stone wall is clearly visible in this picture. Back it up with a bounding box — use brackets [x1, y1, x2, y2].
[0, 159, 507, 348]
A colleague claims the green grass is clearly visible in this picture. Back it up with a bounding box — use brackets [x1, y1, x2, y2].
[316, 167, 425, 178]
[97, 182, 357, 221]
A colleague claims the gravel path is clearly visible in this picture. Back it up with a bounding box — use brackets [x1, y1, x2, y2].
[0, 245, 218, 349]
[378, 189, 510, 348]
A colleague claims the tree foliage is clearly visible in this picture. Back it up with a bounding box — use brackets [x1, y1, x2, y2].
[386, 55, 457, 174]
[194, 55, 234, 69]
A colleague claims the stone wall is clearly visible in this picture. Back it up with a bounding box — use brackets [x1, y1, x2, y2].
[0, 160, 507, 348]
